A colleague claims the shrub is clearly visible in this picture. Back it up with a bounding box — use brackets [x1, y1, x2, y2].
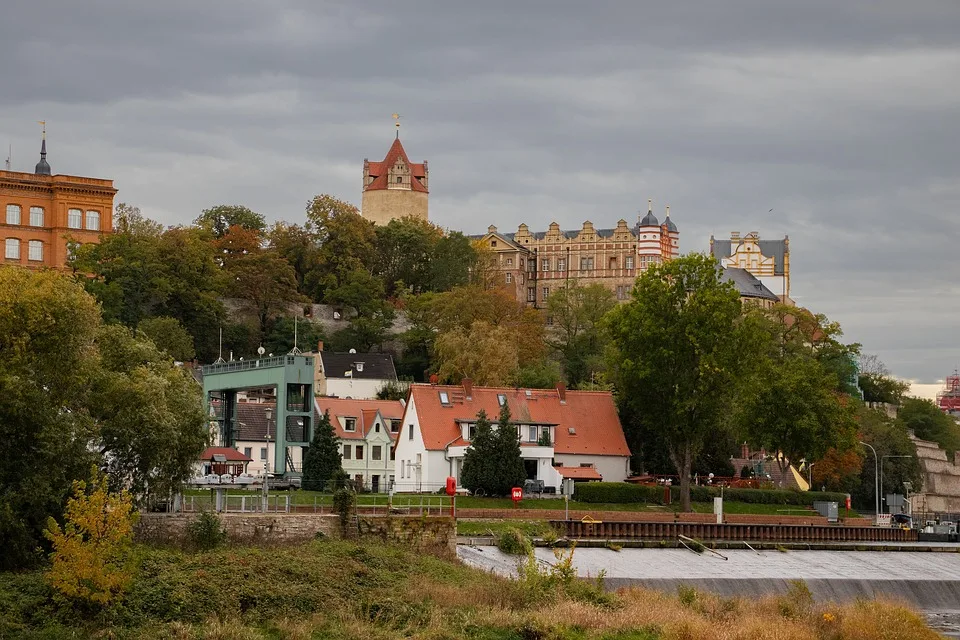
[186, 511, 227, 551]
[333, 488, 356, 535]
[497, 527, 533, 555]
[44, 472, 138, 608]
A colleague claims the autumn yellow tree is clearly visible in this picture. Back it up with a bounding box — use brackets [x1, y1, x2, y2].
[45, 471, 138, 606]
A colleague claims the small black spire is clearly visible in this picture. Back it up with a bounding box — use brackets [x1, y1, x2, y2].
[35, 134, 50, 176]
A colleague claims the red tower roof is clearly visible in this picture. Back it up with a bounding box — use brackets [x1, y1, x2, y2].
[364, 138, 428, 193]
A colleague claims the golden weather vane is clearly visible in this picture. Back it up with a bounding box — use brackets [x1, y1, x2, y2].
[392, 113, 401, 138]
[37, 120, 46, 139]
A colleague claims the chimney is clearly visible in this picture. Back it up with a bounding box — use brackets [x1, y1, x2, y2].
[740, 442, 749, 459]
[317, 340, 324, 352]
[429, 373, 439, 385]
[462, 378, 473, 400]
[556, 382, 567, 404]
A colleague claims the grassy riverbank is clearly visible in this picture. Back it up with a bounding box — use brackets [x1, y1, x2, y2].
[0, 540, 937, 639]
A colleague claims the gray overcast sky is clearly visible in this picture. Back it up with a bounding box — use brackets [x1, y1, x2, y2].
[2, 1, 958, 382]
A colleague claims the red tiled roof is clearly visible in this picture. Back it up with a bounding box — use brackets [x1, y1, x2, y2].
[315, 397, 405, 441]
[555, 466, 603, 480]
[364, 138, 428, 193]
[408, 384, 630, 457]
[200, 447, 252, 462]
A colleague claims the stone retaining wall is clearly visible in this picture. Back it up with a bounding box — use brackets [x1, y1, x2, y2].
[136, 513, 455, 552]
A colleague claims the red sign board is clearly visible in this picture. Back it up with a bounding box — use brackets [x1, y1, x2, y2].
[511, 487, 523, 503]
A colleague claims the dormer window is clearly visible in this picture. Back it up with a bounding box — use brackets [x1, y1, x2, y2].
[344, 417, 357, 432]
[396, 176, 402, 183]
[439, 391, 450, 405]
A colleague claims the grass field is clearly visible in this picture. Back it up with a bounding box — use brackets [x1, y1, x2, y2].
[0, 539, 938, 639]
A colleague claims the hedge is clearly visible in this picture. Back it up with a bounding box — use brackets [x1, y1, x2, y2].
[573, 482, 847, 506]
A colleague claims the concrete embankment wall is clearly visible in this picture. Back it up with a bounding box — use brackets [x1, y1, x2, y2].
[137, 513, 456, 552]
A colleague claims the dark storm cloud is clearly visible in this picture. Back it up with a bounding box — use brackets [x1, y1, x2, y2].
[2, 1, 958, 381]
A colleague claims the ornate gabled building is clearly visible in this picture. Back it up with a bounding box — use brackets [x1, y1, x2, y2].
[473, 200, 679, 307]
[710, 231, 790, 301]
[1, 131, 116, 269]
[361, 136, 428, 225]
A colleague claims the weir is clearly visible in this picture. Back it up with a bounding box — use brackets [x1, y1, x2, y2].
[457, 546, 960, 611]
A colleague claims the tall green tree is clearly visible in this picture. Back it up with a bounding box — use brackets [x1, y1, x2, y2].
[0, 269, 207, 568]
[740, 351, 857, 487]
[899, 397, 960, 456]
[858, 354, 910, 404]
[269, 221, 321, 296]
[92, 324, 208, 501]
[606, 253, 750, 511]
[373, 217, 442, 296]
[194, 204, 266, 238]
[216, 225, 305, 343]
[545, 280, 616, 387]
[301, 411, 343, 492]
[138, 316, 196, 362]
[461, 407, 525, 497]
[306, 194, 376, 301]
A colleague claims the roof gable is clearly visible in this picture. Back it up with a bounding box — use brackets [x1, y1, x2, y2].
[315, 397, 405, 441]
[408, 384, 629, 457]
[365, 138, 428, 193]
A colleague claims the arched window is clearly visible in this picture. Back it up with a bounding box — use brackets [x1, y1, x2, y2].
[4, 238, 19, 259]
[68, 208, 82, 229]
[28, 240, 43, 261]
[29, 207, 44, 226]
[85, 210, 100, 230]
[5, 204, 20, 225]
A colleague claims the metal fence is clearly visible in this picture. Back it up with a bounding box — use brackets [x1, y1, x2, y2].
[175, 492, 454, 515]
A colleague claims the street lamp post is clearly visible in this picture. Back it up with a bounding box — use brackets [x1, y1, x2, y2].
[859, 441, 879, 522]
[807, 462, 816, 489]
[880, 455, 912, 514]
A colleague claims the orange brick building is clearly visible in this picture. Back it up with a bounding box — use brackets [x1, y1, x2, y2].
[1, 137, 116, 269]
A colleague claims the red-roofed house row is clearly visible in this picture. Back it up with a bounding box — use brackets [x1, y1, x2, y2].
[393, 381, 631, 493]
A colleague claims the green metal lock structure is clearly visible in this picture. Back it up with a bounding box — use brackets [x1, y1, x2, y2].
[202, 354, 314, 477]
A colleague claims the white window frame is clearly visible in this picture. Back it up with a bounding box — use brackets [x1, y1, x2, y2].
[5, 204, 20, 225]
[542, 258, 550, 271]
[343, 444, 352, 460]
[557, 258, 565, 272]
[5, 238, 19, 260]
[85, 210, 100, 230]
[625, 256, 635, 270]
[505, 272, 512, 284]
[68, 208, 82, 229]
[344, 417, 356, 432]
[542, 286, 549, 301]
[28, 240, 43, 261]
[29, 207, 44, 227]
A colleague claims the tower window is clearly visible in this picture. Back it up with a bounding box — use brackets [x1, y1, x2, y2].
[85, 210, 100, 230]
[396, 176, 402, 184]
[68, 209, 82, 229]
[527, 287, 536, 302]
[505, 273, 512, 284]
